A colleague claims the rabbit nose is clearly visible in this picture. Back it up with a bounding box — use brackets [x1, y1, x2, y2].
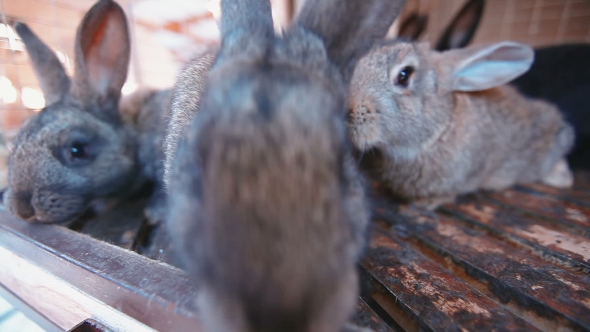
[12, 191, 35, 220]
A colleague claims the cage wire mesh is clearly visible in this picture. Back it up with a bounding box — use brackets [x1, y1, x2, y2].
[0, 0, 589, 189]
[399, 0, 590, 47]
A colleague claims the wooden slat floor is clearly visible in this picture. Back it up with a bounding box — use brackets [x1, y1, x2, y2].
[1, 172, 589, 331]
[362, 171, 590, 331]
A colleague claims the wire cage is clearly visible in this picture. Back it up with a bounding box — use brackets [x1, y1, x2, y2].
[400, 0, 590, 47]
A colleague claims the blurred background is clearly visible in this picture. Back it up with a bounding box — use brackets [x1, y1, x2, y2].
[0, 0, 587, 180]
[402, 0, 590, 46]
[0, 0, 586, 185]
[1, 0, 589, 134]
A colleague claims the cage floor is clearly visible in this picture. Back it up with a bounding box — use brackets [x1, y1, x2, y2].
[0, 172, 589, 331]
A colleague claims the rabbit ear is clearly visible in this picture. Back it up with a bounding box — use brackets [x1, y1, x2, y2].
[447, 41, 534, 92]
[435, 0, 485, 51]
[398, 13, 428, 41]
[14, 22, 70, 106]
[72, 0, 130, 109]
[219, 0, 274, 57]
[297, 0, 407, 82]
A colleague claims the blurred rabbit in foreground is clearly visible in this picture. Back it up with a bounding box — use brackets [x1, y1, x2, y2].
[165, 0, 406, 330]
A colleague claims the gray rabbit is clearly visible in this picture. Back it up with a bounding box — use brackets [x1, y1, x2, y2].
[4, 0, 171, 224]
[348, 40, 574, 209]
[165, 0, 406, 331]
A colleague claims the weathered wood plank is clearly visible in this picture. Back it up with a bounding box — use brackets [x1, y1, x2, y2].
[0, 285, 62, 332]
[350, 298, 397, 332]
[485, 189, 590, 235]
[392, 207, 590, 331]
[0, 210, 203, 331]
[360, 227, 540, 332]
[516, 184, 590, 206]
[0, 244, 156, 331]
[442, 201, 590, 273]
[0, 210, 396, 332]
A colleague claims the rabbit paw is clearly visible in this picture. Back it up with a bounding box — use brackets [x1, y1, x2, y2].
[542, 159, 574, 188]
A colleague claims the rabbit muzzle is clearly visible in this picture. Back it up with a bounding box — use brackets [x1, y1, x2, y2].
[347, 101, 382, 151]
[4, 187, 89, 224]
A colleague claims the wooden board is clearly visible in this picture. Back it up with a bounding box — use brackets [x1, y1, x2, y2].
[1, 172, 590, 331]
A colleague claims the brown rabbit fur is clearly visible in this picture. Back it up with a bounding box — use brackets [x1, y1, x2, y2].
[165, 0, 406, 331]
[5, 0, 171, 224]
[348, 40, 574, 209]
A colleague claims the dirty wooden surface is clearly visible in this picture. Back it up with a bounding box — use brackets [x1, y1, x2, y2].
[364, 171, 590, 331]
[0, 172, 589, 331]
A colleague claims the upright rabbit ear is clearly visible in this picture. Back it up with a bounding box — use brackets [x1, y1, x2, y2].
[447, 41, 534, 92]
[398, 13, 428, 41]
[72, 0, 130, 109]
[14, 22, 70, 106]
[435, 0, 485, 51]
[219, 0, 274, 58]
[297, 0, 407, 82]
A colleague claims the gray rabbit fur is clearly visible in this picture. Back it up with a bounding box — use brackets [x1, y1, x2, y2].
[4, 0, 171, 224]
[120, 87, 173, 224]
[348, 40, 574, 209]
[163, 52, 215, 188]
[408, 0, 590, 170]
[165, 0, 406, 331]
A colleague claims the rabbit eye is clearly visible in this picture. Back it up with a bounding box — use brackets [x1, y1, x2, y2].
[70, 142, 88, 160]
[396, 66, 415, 87]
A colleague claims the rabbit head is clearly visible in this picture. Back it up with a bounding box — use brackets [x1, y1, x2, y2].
[4, 0, 136, 224]
[166, 0, 405, 331]
[348, 40, 534, 154]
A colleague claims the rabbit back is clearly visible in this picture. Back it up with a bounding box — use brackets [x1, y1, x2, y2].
[455, 85, 573, 190]
[511, 44, 590, 169]
[163, 53, 215, 189]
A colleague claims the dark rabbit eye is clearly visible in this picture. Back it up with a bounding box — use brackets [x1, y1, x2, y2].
[70, 142, 88, 160]
[396, 66, 415, 87]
